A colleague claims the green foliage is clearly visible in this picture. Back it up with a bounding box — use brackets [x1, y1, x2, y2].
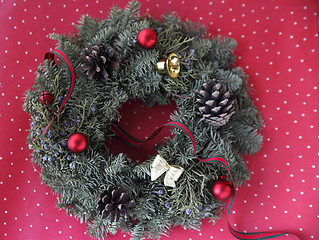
[105, 0, 141, 31]
[215, 69, 243, 95]
[161, 11, 207, 38]
[76, 15, 101, 44]
[90, 26, 118, 45]
[23, 1, 263, 239]
[205, 35, 237, 69]
[157, 25, 194, 57]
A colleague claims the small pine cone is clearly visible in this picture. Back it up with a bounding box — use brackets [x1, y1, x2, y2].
[196, 79, 235, 128]
[97, 185, 136, 223]
[80, 42, 121, 82]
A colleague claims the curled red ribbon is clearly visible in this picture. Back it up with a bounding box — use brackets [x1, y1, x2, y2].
[41, 49, 76, 138]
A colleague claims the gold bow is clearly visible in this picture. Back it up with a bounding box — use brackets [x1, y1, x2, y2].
[150, 155, 184, 187]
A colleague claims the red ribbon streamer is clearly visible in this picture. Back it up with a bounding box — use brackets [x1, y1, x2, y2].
[41, 49, 76, 138]
[111, 121, 300, 240]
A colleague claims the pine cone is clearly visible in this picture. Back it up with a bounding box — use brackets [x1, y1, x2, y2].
[97, 185, 136, 222]
[80, 42, 121, 82]
[196, 79, 235, 128]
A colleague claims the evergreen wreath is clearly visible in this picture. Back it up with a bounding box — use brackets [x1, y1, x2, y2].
[23, 1, 263, 239]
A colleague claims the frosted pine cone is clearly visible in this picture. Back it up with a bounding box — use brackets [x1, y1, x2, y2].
[196, 79, 235, 128]
[97, 185, 136, 222]
[80, 42, 121, 82]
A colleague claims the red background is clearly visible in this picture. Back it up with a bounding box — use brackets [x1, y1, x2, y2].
[0, 0, 318, 239]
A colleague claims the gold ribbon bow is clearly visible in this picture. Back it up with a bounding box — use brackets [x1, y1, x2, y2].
[150, 155, 184, 187]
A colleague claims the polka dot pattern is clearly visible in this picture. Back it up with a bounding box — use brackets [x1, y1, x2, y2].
[0, 0, 318, 239]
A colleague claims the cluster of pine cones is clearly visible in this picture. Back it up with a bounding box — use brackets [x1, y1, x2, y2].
[80, 41, 235, 129]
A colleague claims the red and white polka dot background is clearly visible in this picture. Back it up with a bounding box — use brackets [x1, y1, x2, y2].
[0, 0, 318, 239]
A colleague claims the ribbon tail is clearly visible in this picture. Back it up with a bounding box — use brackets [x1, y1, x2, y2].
[111, 123, 165, 146]
[41, 49, 76, 138]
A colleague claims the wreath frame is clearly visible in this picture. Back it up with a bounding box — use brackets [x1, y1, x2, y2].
[23, 1, 263, 239]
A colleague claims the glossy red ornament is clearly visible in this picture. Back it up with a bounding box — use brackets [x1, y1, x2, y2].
[210, 177, 233, 201]
[136, 28, 157, 49]
[39, 91, 54, 105]
[67, 132, 88, 153]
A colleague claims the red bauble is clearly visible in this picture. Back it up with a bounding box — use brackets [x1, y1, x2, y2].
[39, 91, 54, 105]
[67, 132, 88, 153]
[136, 28, 157, 49]
[210, 177, 233, 201]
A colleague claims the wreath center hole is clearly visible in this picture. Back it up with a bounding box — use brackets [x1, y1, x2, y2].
[106, 99, 177, 164]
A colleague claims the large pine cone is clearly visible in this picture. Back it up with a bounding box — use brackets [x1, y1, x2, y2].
[97, 185, 136, 222]
[80, 42, 121, 82]
[196, 79, 235, 128]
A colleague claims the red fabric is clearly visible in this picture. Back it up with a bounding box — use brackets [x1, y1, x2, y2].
[0, 0, 318, 240]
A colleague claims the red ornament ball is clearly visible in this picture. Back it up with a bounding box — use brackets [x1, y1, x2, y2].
[67, 132, 88, 153]
[210, 178, 233, 201]
[136, 28, 157, 49]
[39, 91, 54, 105]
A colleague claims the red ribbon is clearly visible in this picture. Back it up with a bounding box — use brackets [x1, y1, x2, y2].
[41, 49, 76, 138]
[111, 121, 300, 240]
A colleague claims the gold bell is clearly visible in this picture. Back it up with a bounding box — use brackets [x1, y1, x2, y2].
[155, 53, 180, 79]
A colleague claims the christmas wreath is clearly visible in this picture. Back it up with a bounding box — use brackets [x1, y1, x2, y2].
[23, 1, 264, 239]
